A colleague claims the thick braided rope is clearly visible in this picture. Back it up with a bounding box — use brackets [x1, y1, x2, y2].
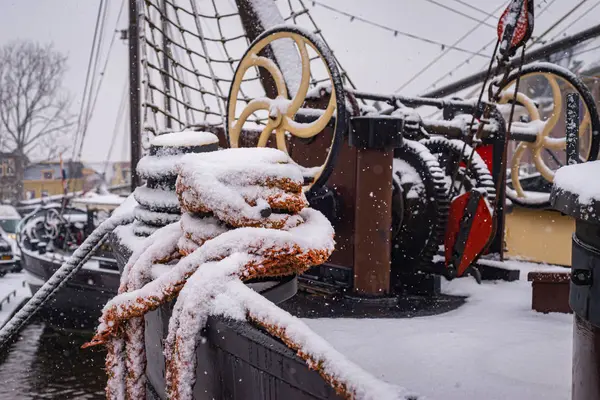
[0, 212, 134, 348]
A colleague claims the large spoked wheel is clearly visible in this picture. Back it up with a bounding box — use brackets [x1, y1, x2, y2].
[498, 63, 600, 208]
[226, 26, 347, 196]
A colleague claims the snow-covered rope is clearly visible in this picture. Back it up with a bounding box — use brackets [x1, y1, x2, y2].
[0, 212, 134, 348]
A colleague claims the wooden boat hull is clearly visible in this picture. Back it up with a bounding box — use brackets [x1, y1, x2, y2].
[110, 228, 340, 398]
[145, 300, 342, 400]
[21, 247, 119, 330]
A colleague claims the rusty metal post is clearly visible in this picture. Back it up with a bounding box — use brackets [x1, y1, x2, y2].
[353, 149, 394, 295]
[129, 0, 142, 191]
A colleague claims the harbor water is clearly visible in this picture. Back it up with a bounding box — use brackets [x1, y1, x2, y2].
[0, 320, 105, 399]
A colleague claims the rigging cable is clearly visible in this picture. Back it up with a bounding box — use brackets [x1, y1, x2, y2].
[421, 0, 557, 93]
[77, 0, 110, 158]
[422, 0, 495, 29]
[78, 0, 127, 160]
[549, 0, 600, 41]
[394, 2, 505, 93]
[77, 0, 120, 160]
[530, 0, 589, 45]
[103, 79, 129, 177]
[309, 0, 488, 58]
[447, 0, 499, 19]
[71, 0, 106, 162]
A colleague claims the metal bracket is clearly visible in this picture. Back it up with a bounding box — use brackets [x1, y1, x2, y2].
[348, 115, 404, 150]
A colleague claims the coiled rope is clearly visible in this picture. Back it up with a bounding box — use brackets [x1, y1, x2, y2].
[0, 212, 134, 349]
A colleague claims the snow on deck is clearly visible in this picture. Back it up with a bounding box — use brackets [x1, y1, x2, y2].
[305, 262, 572, 400]
[0, 272, 31, 327]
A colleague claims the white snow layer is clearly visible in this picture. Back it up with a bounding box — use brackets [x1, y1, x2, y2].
[137, 155, 181, 178]
[554, 160, 600, 204]
[150, 130, 218, 147]
[133, 186, 179, 210]
[305, 262, 572, 400]
[111, 193, 138, 219]
[0, 272, 31, 327]
[393, 159, 424, 199]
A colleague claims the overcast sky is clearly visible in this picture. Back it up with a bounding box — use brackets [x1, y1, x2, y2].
[1, 0, 599, 163]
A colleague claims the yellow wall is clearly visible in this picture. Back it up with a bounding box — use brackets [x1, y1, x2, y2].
[111, 163, 131, 186]
[23, 179, 85, 199]
[505, 207, 574, 267]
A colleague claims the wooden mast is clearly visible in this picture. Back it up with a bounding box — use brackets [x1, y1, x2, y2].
[129, 0, 142, 191]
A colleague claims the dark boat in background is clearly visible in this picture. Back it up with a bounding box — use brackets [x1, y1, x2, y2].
[18, 195, 125, 329]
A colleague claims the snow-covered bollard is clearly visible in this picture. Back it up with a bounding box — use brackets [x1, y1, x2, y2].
[133, 130, 219, 236]
[551, 160, 600, 400]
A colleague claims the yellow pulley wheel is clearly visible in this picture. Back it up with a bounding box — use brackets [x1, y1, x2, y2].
[497, 63, 600, 208]
[226, 26, 347, 196]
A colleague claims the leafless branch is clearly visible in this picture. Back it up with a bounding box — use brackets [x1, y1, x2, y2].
[0, 40, 75, 161]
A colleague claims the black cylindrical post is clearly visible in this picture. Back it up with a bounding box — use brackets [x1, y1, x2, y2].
[566, 92, 580, 166]
[551, 166, 600, 400]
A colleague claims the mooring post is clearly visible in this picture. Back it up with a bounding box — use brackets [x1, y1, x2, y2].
[566, 92, 580, 165]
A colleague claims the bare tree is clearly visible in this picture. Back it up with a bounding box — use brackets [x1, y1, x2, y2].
[0, 40, 74, 162]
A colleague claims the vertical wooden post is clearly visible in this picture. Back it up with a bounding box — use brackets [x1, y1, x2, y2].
[129, 0, 142, 191]
[353, 149, 393, 295]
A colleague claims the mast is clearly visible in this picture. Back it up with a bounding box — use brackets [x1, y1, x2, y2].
[161, 0, 172, 129]
[129, 0, 142, 191]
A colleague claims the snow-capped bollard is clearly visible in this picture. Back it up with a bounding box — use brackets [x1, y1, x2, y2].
[133, 130, 219, 236]
[551, 160, 600, 400]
